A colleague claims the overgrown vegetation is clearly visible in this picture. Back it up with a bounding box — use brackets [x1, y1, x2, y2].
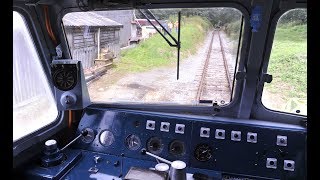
[263, 21, 307, 114]
[225, 20, 241, 40]
[266, 24, 307, 99]
[145, 8, 242, 27]
[115, 16, 211, 72]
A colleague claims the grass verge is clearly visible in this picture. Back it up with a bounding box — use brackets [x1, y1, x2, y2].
[115, 16, 211, 72]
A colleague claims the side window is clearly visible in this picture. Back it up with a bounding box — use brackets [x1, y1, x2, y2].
[262, 9, 307, 115]
[13, 11, 58, 141]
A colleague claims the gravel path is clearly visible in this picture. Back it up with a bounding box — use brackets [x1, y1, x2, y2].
[88, 31, 236, 105]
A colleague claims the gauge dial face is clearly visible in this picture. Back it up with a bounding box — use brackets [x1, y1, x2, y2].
[81, 128, 95, 143]
[147, 137, 164, 154]
[99, 130, 115, 146]
[169, 140, 185, 156]
[194, 144, 212, 162]
[125, 134, 141, 151]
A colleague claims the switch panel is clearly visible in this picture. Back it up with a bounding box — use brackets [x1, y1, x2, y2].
[247, 132, 257, 143]
[276, 135, 287, 146]
[160, 122, 170, 132]
[231, 131, 241, 141]
[175, 124, 185, 134]
[266, 158, 277, 169]
[74, 108, 306, 180]
[200, 127, 210, 138]
[215, 129, 225, 139]
[146, 120, 155, 130]
[283, 160, 295, 171]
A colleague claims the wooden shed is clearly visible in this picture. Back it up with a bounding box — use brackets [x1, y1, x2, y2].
[63, 12, 123, 70]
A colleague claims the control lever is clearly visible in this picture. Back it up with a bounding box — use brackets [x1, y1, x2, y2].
[141, 149, 186, 180]
[60, 129, 88, 151]
[41, 130, 88, 167]
[141, 148, 172, 164]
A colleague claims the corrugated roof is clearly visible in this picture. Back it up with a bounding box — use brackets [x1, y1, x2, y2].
[63, 12, 123, 27]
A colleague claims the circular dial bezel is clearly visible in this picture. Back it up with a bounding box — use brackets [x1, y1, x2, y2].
[125, 134, 142, 151]
[81, 128, 95, 143]
[194, 144, 212, 162]
[169, 140, 186, 156]
[99, 130, 115, 147]
[52, 68, 77, 91]
[147, 137, 164, 154]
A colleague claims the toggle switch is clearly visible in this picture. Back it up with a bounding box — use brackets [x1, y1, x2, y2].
[231, 131, 241, 141]
[175, 124, 185, 134]
[200, 127, 210, 138]
[247, 132, 257, 143]
[284, 160, 295, 171]
[94, 155, 101, 164]
[215, 129, 225, 139]
[160, 122, 170, 132]
[277, 135, 287, 146]
[266, 158, 277, 169]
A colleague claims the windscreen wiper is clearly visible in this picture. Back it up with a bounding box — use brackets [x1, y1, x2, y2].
[138, 9, 181, 80]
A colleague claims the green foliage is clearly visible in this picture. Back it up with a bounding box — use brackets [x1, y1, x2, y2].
[136, 8, 242, 27]
[276, 24, 307, 42]
[115, 16, 211, 72]
[225, 20, 241, 40]
[278, 9, 307, 25]
[265, 24, 307, 100]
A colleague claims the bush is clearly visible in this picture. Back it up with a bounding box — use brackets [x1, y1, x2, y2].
[224, 21, 241, 40]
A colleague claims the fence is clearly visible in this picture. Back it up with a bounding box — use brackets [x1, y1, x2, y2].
[71, 43, 120, 69]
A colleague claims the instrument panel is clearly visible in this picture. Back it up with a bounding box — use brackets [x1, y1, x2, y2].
[72, 107, 306, 179]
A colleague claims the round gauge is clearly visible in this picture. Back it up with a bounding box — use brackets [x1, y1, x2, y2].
[125, 134, 142, 151]
[81, 128, 95, 143]
[169, 140, 185, 156]
[147, 137, 164, 154]
[52, 68, 77, 91]
[194, 144, 212, 162]
[99, 130, 115, 147]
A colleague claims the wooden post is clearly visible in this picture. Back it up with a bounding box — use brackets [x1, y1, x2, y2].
[97, 27, 100, 59]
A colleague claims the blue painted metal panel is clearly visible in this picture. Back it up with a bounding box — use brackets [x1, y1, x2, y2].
[24, 149, 82, 180]
[63, 150, 122, 179]
[25, 108, 306, 180]
[71, 108, 306, 179]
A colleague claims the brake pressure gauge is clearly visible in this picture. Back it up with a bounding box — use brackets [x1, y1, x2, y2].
[125, 134, 142, 151]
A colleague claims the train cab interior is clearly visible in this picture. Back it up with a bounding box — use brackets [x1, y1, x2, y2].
[12, 0, 311, 179]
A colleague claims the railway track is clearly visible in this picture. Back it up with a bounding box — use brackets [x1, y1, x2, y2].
[195, 30, 232, 105]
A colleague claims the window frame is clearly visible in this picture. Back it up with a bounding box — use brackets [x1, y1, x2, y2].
[13, 6, 66, 159]
[57, 2, 251, 118]
[252, 5, 307, 124]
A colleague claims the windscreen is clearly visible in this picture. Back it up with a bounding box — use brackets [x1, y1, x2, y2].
[262, 9, 307, 115]
[62, 8, 243, 105]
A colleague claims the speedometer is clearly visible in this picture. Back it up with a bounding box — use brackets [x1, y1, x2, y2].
[194, 144, 212, 162]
